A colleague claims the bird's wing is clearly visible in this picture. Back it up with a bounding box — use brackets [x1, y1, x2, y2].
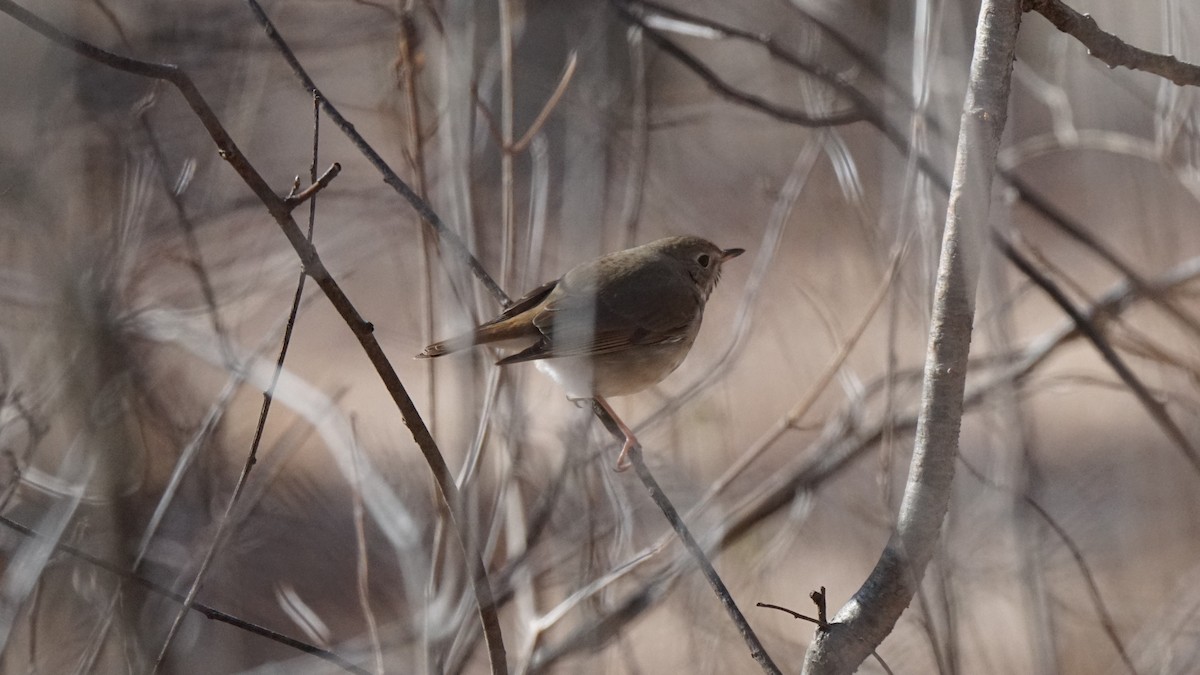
[496, 254, 701, 364]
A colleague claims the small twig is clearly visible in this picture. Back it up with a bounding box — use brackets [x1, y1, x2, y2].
[284, 162, 341, 210]
[758, 595, 896, 675]
[1001, 170, 1200, 342]
[349, 418, 385, 675]
[239, 4, 510, 672]
[810, 587, 828, 628]
[758, 601, 821, 626]
[1025, 0, 1200, 87]
[153, 73, 329, 675]
[471, 51, 578, 156]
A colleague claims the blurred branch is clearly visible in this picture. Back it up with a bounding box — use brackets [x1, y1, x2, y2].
[0, 514, 370, 675]
[1024, 0, 1200, 87]
[152, 27, 361, 675]
[995, 233, 1200, 477]
[999, 170, 1200, 341]
[957, 457, 1138, 674]
[0, 3, 509, 672]
[803, 1, 1021, 670]
[610, 0, 868, 127]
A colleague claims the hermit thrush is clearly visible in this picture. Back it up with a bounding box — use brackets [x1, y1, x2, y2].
[419, 236, 744, 470]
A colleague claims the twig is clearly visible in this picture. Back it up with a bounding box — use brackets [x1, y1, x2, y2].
[509, 52, 578, 154]
[1000, 170, 1200, 342]
[994, 233, 1200, 476]
[472, 52, 578, 155]
[283, 162, 342, 210]
[498, 0, 516, 290]
[758, 601, 821, 627]
[1024, 0, 1200, 87]
[395, 6, 440, 441]
[758, 597, 895, 675]
[244, 5, 512, 672]
[810, 587, 827, 628]
[349, 419, 385, 675]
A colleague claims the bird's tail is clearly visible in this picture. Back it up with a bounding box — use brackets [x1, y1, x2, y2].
[416, 315, 537, 359]
[417, 332, 478, 358]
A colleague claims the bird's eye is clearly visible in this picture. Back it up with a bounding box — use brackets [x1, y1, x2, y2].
[697, 253, 711, 268]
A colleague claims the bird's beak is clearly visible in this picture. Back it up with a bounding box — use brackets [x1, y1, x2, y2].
[720, 248, 745, 262]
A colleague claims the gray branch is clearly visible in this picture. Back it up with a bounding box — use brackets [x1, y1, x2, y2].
[801, 1, 1023, 672]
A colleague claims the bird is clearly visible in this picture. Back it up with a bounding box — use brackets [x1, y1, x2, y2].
[418, 236, 745, 470]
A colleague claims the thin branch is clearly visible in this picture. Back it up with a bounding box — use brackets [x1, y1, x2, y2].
[0, 4, 510, 672]
[1000, 170, 1200, 342]
[624, 445, 781, 675]
[509, 52, 577, 154]
[153, 74, 329, 674]
[1025, 0, 1200, 87]
[758, 601, 821, 627]
[995, 234, 1200, 476]
[610, 0, 867, 127]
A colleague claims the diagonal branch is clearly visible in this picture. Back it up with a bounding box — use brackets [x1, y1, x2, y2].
[1025, 0, 1200, 87]
[995, 234, 1200, 476]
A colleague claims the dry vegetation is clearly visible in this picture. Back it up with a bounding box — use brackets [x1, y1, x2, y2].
[0, 0, 1198, 673]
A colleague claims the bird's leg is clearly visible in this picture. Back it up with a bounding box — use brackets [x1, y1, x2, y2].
[593, 396, 640, 472]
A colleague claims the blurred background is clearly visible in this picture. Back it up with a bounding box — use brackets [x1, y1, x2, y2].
[1, 0, 1199, 672]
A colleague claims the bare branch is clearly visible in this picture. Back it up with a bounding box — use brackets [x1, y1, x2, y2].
[283, 162, 342, 210]
[1025, 0, 1200, 87]
[803, 1, 1022, 671]
[0, 514, 370, 675]
[624, 446, 781, 675]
